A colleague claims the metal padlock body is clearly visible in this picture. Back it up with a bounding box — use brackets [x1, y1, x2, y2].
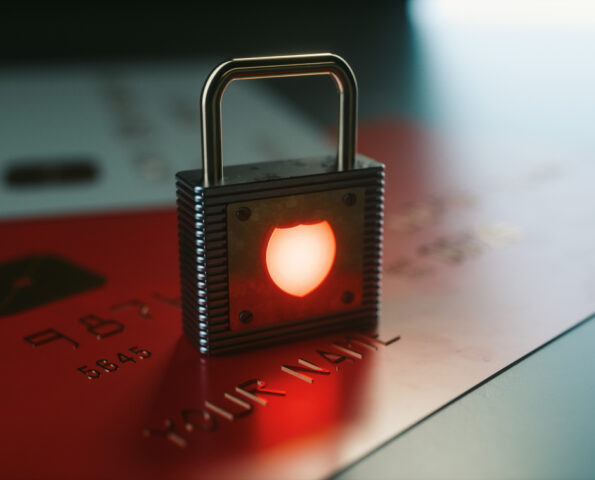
[176, 54, 384, 355]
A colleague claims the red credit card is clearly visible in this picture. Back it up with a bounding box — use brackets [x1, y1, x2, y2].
[1, 121, 594, 479]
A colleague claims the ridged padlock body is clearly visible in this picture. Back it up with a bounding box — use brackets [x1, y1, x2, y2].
[176, 155, 384, 355]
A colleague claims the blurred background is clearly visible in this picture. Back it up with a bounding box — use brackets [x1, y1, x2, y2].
[3, 0, 595, 212]
[0, 2, 414, 121]
[3, 0, 594, 133]
[2, 0, 594, 217]
[0, 1, 408, 216]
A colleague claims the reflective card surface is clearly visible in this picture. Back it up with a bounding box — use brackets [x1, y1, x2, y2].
[1, 121, 594, 479]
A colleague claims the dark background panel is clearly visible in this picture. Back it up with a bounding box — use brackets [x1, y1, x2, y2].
[0, 1, 416, 123]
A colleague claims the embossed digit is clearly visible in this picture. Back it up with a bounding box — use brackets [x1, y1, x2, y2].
[96, 358, 118, 372]
[79, 314, 124, 339]
[77, 365, 101, 380]
[117, 352, 136, 364]
[129, 346, 152, 359]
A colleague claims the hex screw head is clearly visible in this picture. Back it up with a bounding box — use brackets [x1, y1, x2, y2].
[343, 193, 356, 206]
[239, 310, 253, 324]
[341, 291, 355, 304]
[236, 207, 251, 221]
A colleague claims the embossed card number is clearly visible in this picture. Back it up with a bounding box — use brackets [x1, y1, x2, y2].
[78, 346, 152, 380]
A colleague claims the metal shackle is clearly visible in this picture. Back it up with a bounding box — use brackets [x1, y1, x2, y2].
[200, 53, 358, 186]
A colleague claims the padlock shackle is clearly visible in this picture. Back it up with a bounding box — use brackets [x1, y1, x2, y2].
[201, 53, 358, 186]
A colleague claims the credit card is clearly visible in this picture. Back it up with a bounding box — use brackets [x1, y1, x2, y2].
[1, 121, 593, 479]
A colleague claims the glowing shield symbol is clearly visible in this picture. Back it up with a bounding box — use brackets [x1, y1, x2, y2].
[265, 220, 336, 297]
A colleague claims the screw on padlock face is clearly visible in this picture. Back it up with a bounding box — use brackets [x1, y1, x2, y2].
[175, 53, 385, 355]
[239, 310, 253, 324]
[235, 207, 251, 221]
[342, 192, 357, 206]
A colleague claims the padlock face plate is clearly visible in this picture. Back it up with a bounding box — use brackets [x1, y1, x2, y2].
[227, 187, 364, 332]
[176, 155, 384, 354]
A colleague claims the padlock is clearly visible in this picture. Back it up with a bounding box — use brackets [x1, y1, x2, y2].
[176, 53, 384, 355]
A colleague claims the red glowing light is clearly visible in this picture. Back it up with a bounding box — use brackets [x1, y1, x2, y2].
[265, 221, 336, 297]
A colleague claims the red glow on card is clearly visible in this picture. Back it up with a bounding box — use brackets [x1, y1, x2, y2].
[265, 221, 336, 297]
